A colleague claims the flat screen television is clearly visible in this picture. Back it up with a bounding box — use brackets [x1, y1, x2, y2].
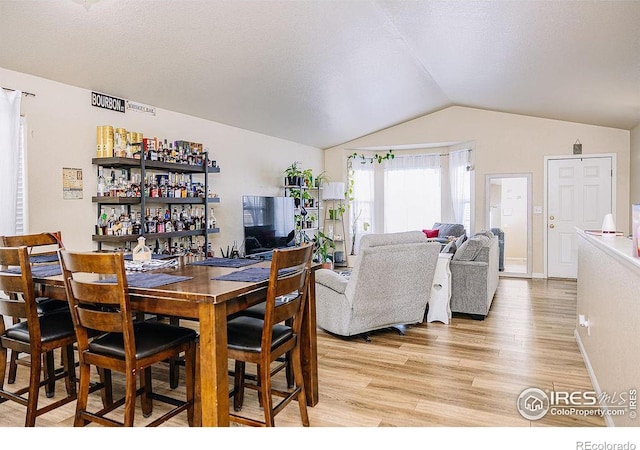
[242, 195, 296, 256]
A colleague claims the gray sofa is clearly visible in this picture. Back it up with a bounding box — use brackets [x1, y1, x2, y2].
[431, 222, 466, 244]
[315, 231, 441, 337]
[449, 230, 499, 320]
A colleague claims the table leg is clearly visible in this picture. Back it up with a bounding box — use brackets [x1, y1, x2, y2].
[301, 269, 319, 406]
[198, 301, 229, 426]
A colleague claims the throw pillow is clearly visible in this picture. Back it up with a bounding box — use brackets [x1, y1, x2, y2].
[453, 236, 485, 261]
[422, 229, 439, 239]
[441, 241, 457, 254]
[474, 230, 495, 239]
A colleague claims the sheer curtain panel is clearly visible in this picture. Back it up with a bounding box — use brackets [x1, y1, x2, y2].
[0, 90, 21, 236]
[449, 149, 471, 232]
[383, 154, 441, 233]
[351, 163, 374, 254]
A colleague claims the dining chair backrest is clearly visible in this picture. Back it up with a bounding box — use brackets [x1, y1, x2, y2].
[0, 231, 64, 253]
[261, 244, 313, 352]
[0, 246, 38, 332]
[58, 251, 135, 359]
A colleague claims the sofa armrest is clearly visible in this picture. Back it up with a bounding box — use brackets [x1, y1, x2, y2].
[315, 268, 349, 294]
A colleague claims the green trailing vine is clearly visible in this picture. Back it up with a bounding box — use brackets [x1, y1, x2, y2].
[345, 150, 394, 254]
[345, 150, 394, 203]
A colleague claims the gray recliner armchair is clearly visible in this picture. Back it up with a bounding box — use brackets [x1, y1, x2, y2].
[314, 231, 441, 339]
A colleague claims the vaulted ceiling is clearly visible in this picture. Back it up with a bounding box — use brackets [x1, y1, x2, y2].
[1, 0, 639, 149]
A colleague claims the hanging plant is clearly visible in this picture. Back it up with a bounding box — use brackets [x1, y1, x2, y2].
[345, 150, 394, 254]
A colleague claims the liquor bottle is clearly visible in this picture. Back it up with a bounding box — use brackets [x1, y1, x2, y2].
[107, 208, 116, 235]
[125, 133, 133, 158]
[97, 167, 106, 197]
[132, 236, 151, 262]
[97, 210, 108, 235]
[156, 208, 165, 233]
[109, 169, 117, 197]
[132, 211, 141, 235]
[208, 208, 217, 230]
[165, 211, 174, 233]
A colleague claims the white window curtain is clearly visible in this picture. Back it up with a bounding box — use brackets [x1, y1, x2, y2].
[351, 163, 374, 254]
[383, 154, 441, 233]
[0, 90, 22, 236]
[449, 149, 471, 232]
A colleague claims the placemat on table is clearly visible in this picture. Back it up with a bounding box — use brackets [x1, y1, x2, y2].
[2, 264, 62, 278]
[188, 257, 258, 268]
[29, 254, 60, 264]
[123, 253, 178, 261]
[100, 272, 193, 288]
[212, 267, 294, 282]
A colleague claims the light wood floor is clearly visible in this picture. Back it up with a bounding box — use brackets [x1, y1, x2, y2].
[0, 277, 604, 427]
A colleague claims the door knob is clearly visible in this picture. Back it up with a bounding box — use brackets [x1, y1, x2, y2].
[549, 215, 555, 220]
[549, 224, 555, 229]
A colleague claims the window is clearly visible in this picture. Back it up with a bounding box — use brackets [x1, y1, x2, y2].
[350, 163, 374, 254]
[383, 154, 441, 233]
[448, 149, 471, 233]
[16, 118, 27, 234]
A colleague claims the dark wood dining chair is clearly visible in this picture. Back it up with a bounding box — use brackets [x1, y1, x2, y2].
[0, 246, 77, 426]
[58, 249, 197, 427]
[0, 231, 69, 395]
[227, 243, 313, 427]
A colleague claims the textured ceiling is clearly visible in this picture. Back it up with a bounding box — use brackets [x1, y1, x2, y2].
[1, 0, 639, 149]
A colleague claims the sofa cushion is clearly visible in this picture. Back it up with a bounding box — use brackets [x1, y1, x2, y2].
[433, 223, 465, 239]
[422, 229, 439, 239]
[441, 240, 457, 254]
[455, 234, 466, 249]
[453, 235, 489, 261]
[474, 230, 495, 239]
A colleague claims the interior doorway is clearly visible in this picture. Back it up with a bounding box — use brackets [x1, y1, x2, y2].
[485, 173, 532, 277]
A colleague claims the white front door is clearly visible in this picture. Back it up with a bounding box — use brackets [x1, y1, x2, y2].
[547, 156, 613, 278]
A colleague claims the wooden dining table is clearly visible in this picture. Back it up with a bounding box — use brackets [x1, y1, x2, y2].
[31, 257, 320, 427]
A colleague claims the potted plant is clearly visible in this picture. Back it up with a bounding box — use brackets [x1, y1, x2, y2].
[302, 168, 314, 187]
[285, 161, 302, 186]
[289, 189, 302, 207]
[314, 171, 329, 188]
[301, 190, 312, 207]
[313, 231, 335, 269]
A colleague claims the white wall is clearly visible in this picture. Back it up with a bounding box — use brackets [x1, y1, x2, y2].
[0, 67, 323, 252]
[324, 106, 630, 276]
[631, 123, 640, 208]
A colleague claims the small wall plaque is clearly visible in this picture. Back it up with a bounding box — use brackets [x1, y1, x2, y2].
[573, 140, 582, 155]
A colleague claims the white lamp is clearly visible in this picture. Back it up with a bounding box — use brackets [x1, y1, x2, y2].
[601, 213, 616, 237]
[322, 182, 345, 201]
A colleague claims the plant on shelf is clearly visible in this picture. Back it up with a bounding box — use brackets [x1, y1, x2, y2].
[285, 161, 302, 186]
[313, 231, 335, 267]
[301, 168, 314, 187]
[314, 171, 329, 188]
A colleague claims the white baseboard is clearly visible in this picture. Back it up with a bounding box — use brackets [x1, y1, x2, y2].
[574, 329, 614, 427]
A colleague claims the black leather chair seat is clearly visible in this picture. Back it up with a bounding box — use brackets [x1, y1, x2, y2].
[4, 310, 75, 343]
[239, 293, 298, 320]
[227, 316, 293, 353]
[241, 302, 266, 319]
[36, 298, 69, 315]
[89, 321, 197, 359]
